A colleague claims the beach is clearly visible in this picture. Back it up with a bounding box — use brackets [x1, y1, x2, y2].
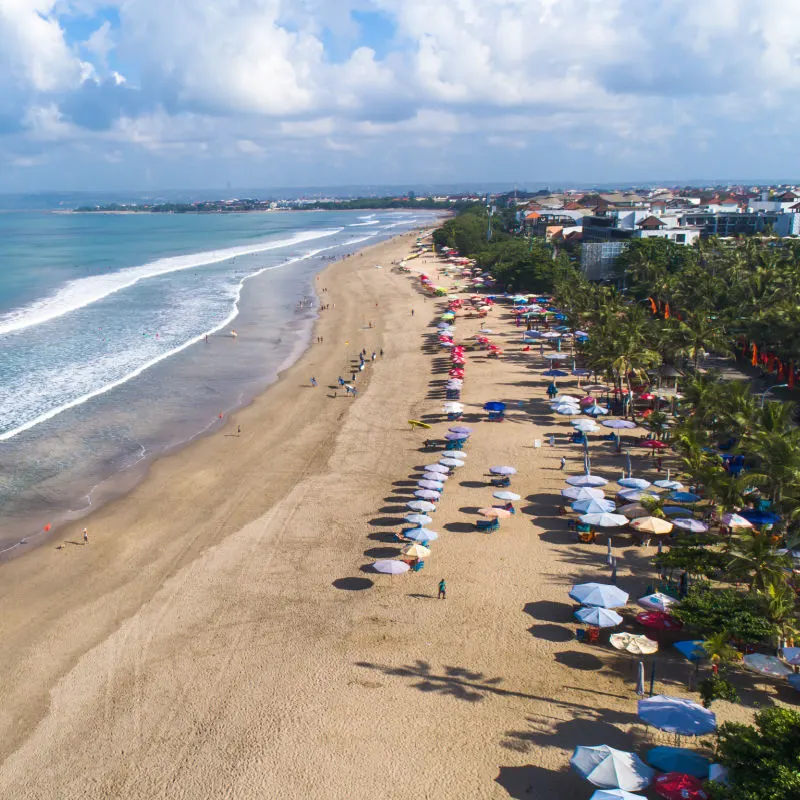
[0, 233, 753, 799]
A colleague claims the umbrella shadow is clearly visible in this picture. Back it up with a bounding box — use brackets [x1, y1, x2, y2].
[363, 546, 402, 559]
[459, 480, 489, 489]
[523, 600, 575, 624]
[529, 623, 574, 643]
[494, 764, 577, 800]
[332, 577, 374, 591]
[368, 516, 403, 527]
[553, 649, 605, 672]
[444, 522, 477, 533]
[459, 506, 482, 516]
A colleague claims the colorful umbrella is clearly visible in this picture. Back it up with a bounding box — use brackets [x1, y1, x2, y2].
[569, 583, 629, 608]
[478, 507, 512, 519]
[673, 640, 707, 662]
[609, 632, 658, 655]
[638, 695, 716, 735]
[570, 745, 654, 791]
[720, 512, 753, 528]
[575, 606, 624, 628]
[641, 440, 667, 449]
[653, 773, 709, 800]
[373, 560, 410, 574]
[638, 592, 676, 613]
[672, 518, 708, 532]
[739, 509, 781, 525]
[630, 517, 673, 535]
[636, 611, 682, 631]
[646, 748, 710, 779]
[668, 491, 702, 503]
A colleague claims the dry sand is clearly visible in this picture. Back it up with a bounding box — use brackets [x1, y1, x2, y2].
[0, 237, 758, 800]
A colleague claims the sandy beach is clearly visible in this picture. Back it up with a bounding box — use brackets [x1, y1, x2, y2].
[0, 234, 755, 799]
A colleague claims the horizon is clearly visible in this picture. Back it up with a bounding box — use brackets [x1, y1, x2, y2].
[2, 2, 799, 192]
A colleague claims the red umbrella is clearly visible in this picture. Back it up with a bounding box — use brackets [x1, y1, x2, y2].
[639, 392, 657, 400]
[636, 611, 683, 631]
[641, 439, 667, 449]
[654, 772, 709, 800]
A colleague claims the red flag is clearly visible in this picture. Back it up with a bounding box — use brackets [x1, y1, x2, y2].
[648, 296, 657, 314]
[751, 343, 758, 366]
[664, 302, 670, 320]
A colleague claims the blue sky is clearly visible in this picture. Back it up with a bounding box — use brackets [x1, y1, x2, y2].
[2, 0, 800, 192]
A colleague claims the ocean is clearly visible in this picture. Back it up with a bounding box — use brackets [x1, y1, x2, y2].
[0, 208, 442, 555]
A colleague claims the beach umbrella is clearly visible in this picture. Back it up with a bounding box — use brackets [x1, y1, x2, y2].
[562, 487, 605, 501]
[542, 369, 569, 377]
[404, 513, 432, 526]
[436, 460, 461, 471]
[493, 491, 521, 501]
[781, 646, 800, 666]
[424, 464, 449, 473]
[739, 509, 781, 525]
[673, 641, 707, 663]
[448, 426, 472, 435]
[661, 506, 689, 516]
[586, 404, 610, 416]
[602, 419, 637, 429]
[653, 773, 709, 800]
[641, 439, 667, 450]
[541, 331, 562, 338]
[570, 745, 654, 791]
[444, 432, 469, 441]
[580, 512, 629, 528]
[490, 466, 516, 475]
[575, 606, 624, 628]
[483, 401, 506, 412]
[573, 420, 600, 431]
[618, 503, 649, 519]
[422, 472, 449, 483]
[401, 543, 431, 558]
[373, 560, 410, 574]
[654, 479, 684, 490]
[638, 592, 676, 613]
[522, 330, 543, 338]
[407, 500, 436, 512]
[618, 477, 652, 490]
[589, 792, 646, 800]
[743, 653, 792, 678]
[647, 748, 710, 779]
[672, 518, 708, 533]
[572, 369, 593, 377]
[569, 583, 629, 608]
[668, 491, 702, 503]
[443, 402, 464, 413]
[572, 498, 617, 514]
[636, 611, 682, 631]
[556, 405, 584, 416]
[543, 353, 566, 360]
[617, 488, 660, 502]
[414, 489, 441, 501]
[478, 507, 512, 519]
[638, 695, 716, 736]
[566, 474, 608, 487]
[631, 517, 673, 535]
[404, 528, 438, 542]
[720, 512, 753, 528]
[609, 632, 658, 655]
[418, 479, 444, 491]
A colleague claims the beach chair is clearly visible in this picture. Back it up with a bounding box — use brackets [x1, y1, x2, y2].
[412, 559, 425, 572]
[490, 476, 511, 488]
[446, 440, 464, 451]
[393, 532, 412, 543]
[476, 518, 499, 533]
[447, 412, 462, 421]
[487, 411, 505, 422]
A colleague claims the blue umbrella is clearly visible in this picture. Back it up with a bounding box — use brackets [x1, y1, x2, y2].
[561, 486, 605, 501]
[573, 368, 593, 377]
[668, 491, 702, 503]
[484, 401, 506, 411]
[444, 432, 469, 441]
[542, 369, 569, 377]
[654, 479, 684, 490]
[788, 674, 800, 691]
[618, 478, 651, 490]
[404, 528, 438, 542]
[569, 582, 629, 608]
[586, 404, 610, 416]
[602, 419, 637, 430]
[673, 640, 707, 662]
[739, 508, 781, 525]
[572, 498, 617, 514]
[566, 474, 608, 487]
[662, 505, 691, 516]
[638, 695, 716, 735]
[570, 745, 654, 791]
[575, 606, 623, 628]
[646, 746, 711, 779]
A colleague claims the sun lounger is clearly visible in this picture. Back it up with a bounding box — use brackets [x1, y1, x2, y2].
[490, 476, 511, 488]
[476, 518, 499, 533]
[487, 411, 505, 422]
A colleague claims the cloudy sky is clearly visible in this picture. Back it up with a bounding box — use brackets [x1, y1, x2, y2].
[2, 0, 799, 192]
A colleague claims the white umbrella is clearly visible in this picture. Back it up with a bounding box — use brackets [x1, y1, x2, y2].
[544, 353, 566, 360]
[443, 402, 464, 413]
[617, 488, 660, 502]
[609, 633, 658, 656]
[418, 480, 444, 490]
[580, 512, 628, 527]
[373, 560, 410, 574]
[743, 653, 792, 678]
[423, 472, 449, 482]
[404, 513, 432, 526]
[556, 406, 583, 416]
[424, 464, 449, 473]
[493, 491, 521, 501]
[439, 458, 463, 467]
[407, 500, 435, 512]
[415, 489, 441, 501]
[570, 745, 654, 791]
[562, 487, 605, 501]
[566, 474, 608, 487]
[672, 518, 709, 533]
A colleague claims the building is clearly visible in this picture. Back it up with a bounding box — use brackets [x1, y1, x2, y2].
[580, 242, 626, 281]
[681, 210, 800, 237]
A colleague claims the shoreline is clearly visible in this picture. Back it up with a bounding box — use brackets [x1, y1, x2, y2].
[0, 228, 429, 769]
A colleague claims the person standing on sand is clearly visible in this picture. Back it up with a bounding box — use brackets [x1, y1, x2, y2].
[237, 425, 241, 437]
[310, 377, 317, 388]
[438, 578, 446, 600]
[411, 309, 415, 317]
[560, 456, 566, 470]
[83, 528, 88, 544]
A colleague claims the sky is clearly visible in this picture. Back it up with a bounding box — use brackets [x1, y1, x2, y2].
[1, 0, 799, 192]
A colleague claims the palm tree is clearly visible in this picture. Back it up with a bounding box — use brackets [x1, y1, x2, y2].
[759, 578, 799, 647]
[726, 531, 792, 593]
[745, 427, 800, 504]
[676, 311, 732, 371]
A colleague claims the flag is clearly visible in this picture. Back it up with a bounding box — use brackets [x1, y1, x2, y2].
[751, 343, 758, 366]
[648, 296, 657, 314]
[664, 302, 670, 320]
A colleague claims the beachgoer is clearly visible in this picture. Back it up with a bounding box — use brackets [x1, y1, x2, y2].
[657, 456, 663, 471]
[560, 456, 566, 470]
[204, 334, 208, 343]
[411, 309, 415, 317]
[371, 352, 376, 361]
[83, 527, 88, 544]
[237, 425, 241, 437]
[549, 434, 555, 448]
[310, 377, 317, 388]
[438, 578, 446, 600]
[351, 372, 356, 382]
[380, 349, 384, 357]
[352, 387, 358, 397]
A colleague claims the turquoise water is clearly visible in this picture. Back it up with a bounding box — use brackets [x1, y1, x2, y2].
[0, 209, 441, 554]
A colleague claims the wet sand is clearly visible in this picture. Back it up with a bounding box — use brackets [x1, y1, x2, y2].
[0, 239, 756, 799]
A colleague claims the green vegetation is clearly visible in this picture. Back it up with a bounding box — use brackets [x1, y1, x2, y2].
[709, 707, 800, 800]
[432, 205, 577, 292]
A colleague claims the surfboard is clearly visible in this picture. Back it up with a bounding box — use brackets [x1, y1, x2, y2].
[408, 419, 431, 429]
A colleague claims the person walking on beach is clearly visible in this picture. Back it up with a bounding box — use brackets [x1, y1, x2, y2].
[82, 527, 88, 544]
[310, 377, 317, 388]
[411, 309, 415, 317]
[237, 425, 241, 437]
[560, 456, 566, 470]
[438, 578, 446, 600]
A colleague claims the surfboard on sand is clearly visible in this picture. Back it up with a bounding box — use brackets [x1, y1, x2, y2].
[408, 420, 431, 430]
